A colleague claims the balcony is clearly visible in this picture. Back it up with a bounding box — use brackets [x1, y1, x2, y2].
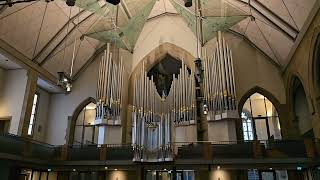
[0, 133, 319, 167]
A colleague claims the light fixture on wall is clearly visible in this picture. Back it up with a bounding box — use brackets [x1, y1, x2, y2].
[203, 103, 208, 115]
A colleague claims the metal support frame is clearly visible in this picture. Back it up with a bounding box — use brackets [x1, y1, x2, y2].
[0, 38, 63, 90]
[39, 11, 96, 66]
[32, 9, 86, 62]
[228, 28, 281, 70]
[120, 0, 131, 19]
[254, 0, 299, 34]
[0, 5, 7, 13]
[72, 43, 109, 81]
[233, 0, 298, 41]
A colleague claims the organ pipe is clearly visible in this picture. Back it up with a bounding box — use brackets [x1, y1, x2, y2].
[96, 43, 126, 125]
[132, 60, 196, 162]
[203, 31, 238, 120]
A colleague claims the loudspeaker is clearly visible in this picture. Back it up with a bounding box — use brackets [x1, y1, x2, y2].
[184, 0, 192, 7]
[106, 0, 121, 5]
[66, 0, 75, 6]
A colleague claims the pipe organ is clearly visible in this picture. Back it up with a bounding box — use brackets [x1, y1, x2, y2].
[132, 61, 196, 162]
[203, 32, 238, 121]
[95, 43, 125, 125]
[167, 62, 196, 125]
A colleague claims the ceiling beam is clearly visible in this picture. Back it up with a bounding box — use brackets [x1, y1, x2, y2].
[38, 3, 109, 66]
[39, 12, 96, 66]
[228, 29, 282, 70]
[0, 38, 64, 91]
[0, 5, 7, 14]
[233, 0, 297, 41]
[72, 43, 108, 81]
[120, 0, 132, 19]
[254, 0, 299, 34]
[32, 9, 87, 62]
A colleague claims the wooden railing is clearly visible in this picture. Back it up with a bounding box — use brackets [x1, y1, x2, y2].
[0, 133, 318, 162]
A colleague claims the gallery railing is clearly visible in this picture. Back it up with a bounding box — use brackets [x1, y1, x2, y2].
[0, 133, 58, 160]
[133, 144, 173, 162]
[0, 133, 318, 162]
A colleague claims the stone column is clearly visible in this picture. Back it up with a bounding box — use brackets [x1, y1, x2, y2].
[18, 70, 38, 137]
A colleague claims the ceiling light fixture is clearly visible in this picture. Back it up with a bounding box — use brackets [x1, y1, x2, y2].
[57, 72, 72, 92]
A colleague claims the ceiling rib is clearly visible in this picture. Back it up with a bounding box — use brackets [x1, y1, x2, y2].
[32, 9, 87, 62]
[72, 43, 108, 80]
[228, 28, 281, 70]
[0, 5, 7, 14]
[0, 38, 63, 90]
[39, 12, 96, 66]
[254, 0, 299, 34]
[233, 0, 297, 41]
[120, 0, 131, 19]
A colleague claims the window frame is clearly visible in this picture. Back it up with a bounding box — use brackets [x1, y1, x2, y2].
[27, 92, 40, 137]
[241, 93, 281, 141]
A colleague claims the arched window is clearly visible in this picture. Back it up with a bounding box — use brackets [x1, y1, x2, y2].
[292, 77, 313, 137]
[313, 34, 320, 93]
[73, 102, 98, 145]
[242, 93, 281, 140]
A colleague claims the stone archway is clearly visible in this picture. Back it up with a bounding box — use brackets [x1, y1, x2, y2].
[308, 27, 320, 116]
[238, 86, 282, 115]
[238, 86, 294, 139]
[67, 97, 96, 145]
[238, 86, 282, 140]
[289, 75, 313, 137]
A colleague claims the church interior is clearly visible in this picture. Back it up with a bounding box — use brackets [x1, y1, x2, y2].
[0, 0, 320, 179]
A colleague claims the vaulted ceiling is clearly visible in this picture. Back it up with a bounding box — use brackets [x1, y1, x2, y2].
[0, 0, 318, 82]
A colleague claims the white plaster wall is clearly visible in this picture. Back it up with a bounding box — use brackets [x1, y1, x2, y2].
[209, 170, 236, 180]
[133, 22, 285, 104]
[104, 126, 122, 144]
[205, 32, 286, 104]
[46, 58, 99, 145]
[33, 87, 51, 142]
[0, 69, 27, 134]
[106, 170, 137, 180]
[107, 171, 127, 180]
[208, 120, 237, 142]
[132, 15, 198, 73]
[174, 125, 197, 143]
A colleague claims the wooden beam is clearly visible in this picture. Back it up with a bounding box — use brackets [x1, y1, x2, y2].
[232, 0, 297, 41]
[32, 9, 87, 62]
[0, 38, 64, 91]
[18, 70, 37, 136]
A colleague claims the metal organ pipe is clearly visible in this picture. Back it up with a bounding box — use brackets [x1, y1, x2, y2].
[132, 59, 197, 162]
[203, 31, 238, 121]
[96, 43, 125, 126]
